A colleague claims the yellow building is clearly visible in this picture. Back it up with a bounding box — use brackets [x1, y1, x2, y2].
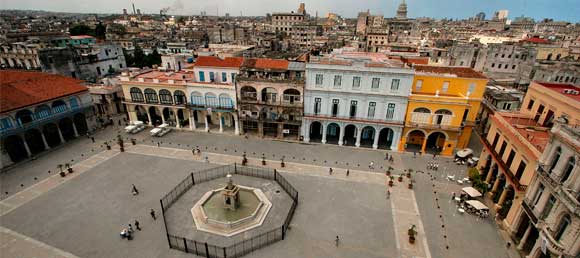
[399, 66, 488, 156]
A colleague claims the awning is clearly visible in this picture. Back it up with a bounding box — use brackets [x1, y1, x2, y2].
[462, 186, 482, 198]
[456, 148, 473, 158]
[466, 200, 488, 211]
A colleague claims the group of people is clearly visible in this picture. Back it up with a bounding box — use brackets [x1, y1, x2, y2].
[120, 220, 141, 240]
[385, 153, 394, 163]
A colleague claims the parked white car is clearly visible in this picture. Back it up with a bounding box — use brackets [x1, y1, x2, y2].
[151, 124, 171, 137]
[125, 121, 145, 134]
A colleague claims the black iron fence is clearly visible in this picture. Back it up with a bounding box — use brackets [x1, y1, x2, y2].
[160, 164, 298, 258]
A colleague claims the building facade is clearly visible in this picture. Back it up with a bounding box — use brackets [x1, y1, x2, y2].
[302, 57, 413, 150]
[1, 71, 95, 168]
[520, 81, 580, 127]
[0, 42, 41, 70]
[512, 121, 580, 258]
[237, 58, 304, 139]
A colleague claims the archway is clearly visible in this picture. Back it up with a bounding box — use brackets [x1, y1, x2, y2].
[52, 100, 68, 113]
[173, 90, 186, 105]
[42, 123, 61, 147]
[34, 105, 52, 120]
[15, 109, 34, 125]
[4, 135, 28, 162]
[218, 93, 234, 109]
[135, 106, 148, 123]
[283, 89, 301, 104]
[426, 132, 446, 154]
[144, 88, 158, 104]
[360, 126, 375, 148]
[159, 89, 173, 105]
[343, 124, 357, 146]
[177, 109, 187, 127]
[493, 176, 506, 203]
[489, 163, 499, 184]
[406, 130, 425, 152]
[261, 87, 278, 103]
[377, 128, 394, 149]
[190, 91, 203, 106]
[58, 118, 75, 141]
[240, 86, 257, 101]
[148, 106, 162, 126]
[24, 129, 45, 154]
[481, 155, 492, 180]
[130, 87, 144, 102]
[73, 113, 88, 135]
[326, 123, 340, 144]
[309, 121, 322, 142]
[498, 185, 515, 219]
[162, 107, 173, 125]
[433, 109, 452, 125]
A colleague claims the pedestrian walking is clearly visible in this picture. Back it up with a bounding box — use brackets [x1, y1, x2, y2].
[335, 236, 340, 247]
[433, 153, 436, 159]
[451, 192, 456, 200]
[91, 136, 95, 143]
[387, 189, 390, 199]
[329, 167, 333, 175]
[369, 161, 375, 169]
[204, 155, 209, 163]
[134, 220, 141, 230]
[128, 224, 134, 232]
[413, 151, 416, 158]
[150, 209, 156, 220]
[131, 184, 139, 195]
[346, 169, 350, 176]
[191, 148, 195, 156]
[385, 153, 389, 160]
[157, 142, 160, 147]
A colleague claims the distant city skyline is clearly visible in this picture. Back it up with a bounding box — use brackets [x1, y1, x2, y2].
[2, 0, 579, 22]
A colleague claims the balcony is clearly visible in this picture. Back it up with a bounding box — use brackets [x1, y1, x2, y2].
[121, 98, 187, 107]
[239, 115, 302, 125]
[536, 164, 559, 188]
[536, 164, 580, 217]
[304, 112, 404, 126]
[481, 136, 527, 191]
[540, 227, 566, 255]
[405, 121, 462, 131]
[521, 198, 539, 224]
[238, 95, 303, 108]
[0, 104, 91, 136]
[237, 75, 305, 84]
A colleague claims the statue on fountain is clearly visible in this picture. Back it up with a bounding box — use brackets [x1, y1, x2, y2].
[223, 174, 240, 210]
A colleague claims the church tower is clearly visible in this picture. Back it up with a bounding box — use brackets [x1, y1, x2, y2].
[396, 0, 408, 19]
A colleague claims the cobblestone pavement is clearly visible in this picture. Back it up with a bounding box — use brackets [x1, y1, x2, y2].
[0, 127, 511, 258]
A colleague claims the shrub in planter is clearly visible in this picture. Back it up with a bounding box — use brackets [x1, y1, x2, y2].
[398, 174, 403, 182]
[388, 176, 394, 186]
[57, 164, 66, 177]
[65, 163, 73, 173]
[408, 182, 413, 189]
[408, 225, 417, 244]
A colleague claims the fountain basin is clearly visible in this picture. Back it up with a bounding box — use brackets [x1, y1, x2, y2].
[191, 185, 272, 237]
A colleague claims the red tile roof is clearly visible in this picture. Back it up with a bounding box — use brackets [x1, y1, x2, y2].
[414, 65, 487, 79]
[243, 58, 289, 70]
[535, 82, 580, 102]
[194, 56, 244, 68]
[520, 37, 549, 44]
[1, 70, 88, 113]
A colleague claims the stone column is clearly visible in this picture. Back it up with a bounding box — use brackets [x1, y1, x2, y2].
[355, 126, 362, 147]
[421, 137, 427, 153]
[498, 186, 509, 205]
[303, 120, 310, 142]
[234, 113, 240, 135]
[190, 110, 196, 130]
[40, 132, 50, 150]
[204, 112, 209, 132]
[485, 162, 495, 183]
[517, 224, 533, 250]
[338, 124, 345, 146]
[218, 113, 224, 133]
[277, 123, 284, 139]
[174, 108, 181, 128]
[321, 123, 327, 144]
[161, 110, 166, 125]
[71, 122, 79, 137]
[57, 126, 66, 143]
[146, 110, 153, 126]
[390, 129, 400, 151]
[492, 177, 502, 193]
[22, 138, 32, 157]
[372, 129, 380, 149]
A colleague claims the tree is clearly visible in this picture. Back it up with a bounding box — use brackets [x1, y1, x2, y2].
[69, 24, 95, 36]
[146, 49, 161, 67]
[95, 22, 106, 40]
[132, 45, 146, 68]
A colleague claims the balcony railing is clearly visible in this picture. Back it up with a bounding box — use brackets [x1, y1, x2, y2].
[540, 227, 566, 254]
[239, 95, 303, 107]
[536, 164, 559, 188]
[304, 112, 404, 125]
[0, 105, 90, 136]
[121, 97, 187, 107]
[239, 115, 302, 124]
[481, 136, 527, 191]
[536, 164, 580, 216]
[405, 121, 462, 131]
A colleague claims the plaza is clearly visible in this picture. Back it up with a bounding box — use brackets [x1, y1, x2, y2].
[0, 123, 513, 258]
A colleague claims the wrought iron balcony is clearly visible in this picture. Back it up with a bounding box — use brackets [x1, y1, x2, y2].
[304, 112, 404, 125]
[540, 227, 566, 255]
[405, 121, 462, 131]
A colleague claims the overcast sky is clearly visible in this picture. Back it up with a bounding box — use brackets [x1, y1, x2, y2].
[2, 0, 579, 21]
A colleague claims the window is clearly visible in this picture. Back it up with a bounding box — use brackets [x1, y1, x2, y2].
[531, 184, 544, 208]
[527, 99, 535, 110]
[498, 141, 508, 158]
[221, 72, 227, 82]
[390, 79, 400, 91]
[130, 87, 144, 102]
[560, 157, 575, 183]
[554, 215, 571, 241]
[491, 63, 495, 68]
[144, 89, 158, 104]
[331, 99, 339, 117]
[174, 90, 186, 105]
[159, 89, 173, 104]
[96, 66, 101, 76]
[0, 117, 13, 130]
[349, 100, 358, 118]
[502, 102, 512, 110]
[352, 76, 361, 88]
[386, 103, 395, 119]
[371, 78, 380, 89]
[506, 150, 516, 168]
[468, 83, 476, 94]
[541, 195, 556, 219]
[314, 98, 322, 114]
[209, 72, 215, 82]
[416, 80, 423, 91]
[367, 102, 376, 118]
[515, 161, 526, 180]
[231, 73, 236, 82]
[549, 147, 562, 173]
[491, 133, 500, 149]
[512, 65, 516, 69]
[442, 81, 449, 93]
[315, 74, 323, 86]
[333, 75, 342, 87]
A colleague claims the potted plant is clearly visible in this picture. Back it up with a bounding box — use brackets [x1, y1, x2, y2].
[57, 164, 66, 177]
[65, 163, 73, 173]
[398, 174, 403, 182]
[407, 169, 413, 178]
[261, 154, 266, 166]
[105, 142, 111, 150]
[408, 180, 413, 189]
[408, 225, 417, 244]
[388, 176, 394, 186]
[280, 158, 285, 168]
[387, 166, 393, 176]
[131, 138, 136, 145]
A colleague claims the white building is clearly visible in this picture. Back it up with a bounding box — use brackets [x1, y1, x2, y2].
[302, 55, 414, 150]
[161, 53, 190, 71]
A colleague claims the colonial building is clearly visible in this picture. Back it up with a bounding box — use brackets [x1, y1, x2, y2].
[0, 42, 41, 70]
[121, 70, 193, 129]
[520, 81, 580, 127]
[514, 120, 580, 258]
[400, 66, 487, 156]
[237, 58, 305, 139]
[187, 56, 241, 134]
[1, 71, 95, 168]
[302, 55, 414, 150]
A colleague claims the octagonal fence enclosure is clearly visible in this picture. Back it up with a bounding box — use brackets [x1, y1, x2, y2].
[159, 164, 298, 258]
